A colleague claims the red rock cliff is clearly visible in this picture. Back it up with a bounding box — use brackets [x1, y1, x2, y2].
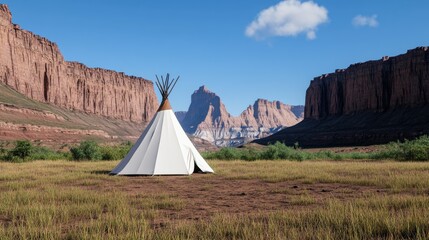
[181, 86, 240, 134]
[256, 47, 429, 147]
[180, 86, 303, 146]
[240, 99, 302, 128]
[305, 47, 429, 119]
[0, 4, 158, 123]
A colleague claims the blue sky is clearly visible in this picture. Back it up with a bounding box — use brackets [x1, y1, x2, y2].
[3, 1, 429, 115]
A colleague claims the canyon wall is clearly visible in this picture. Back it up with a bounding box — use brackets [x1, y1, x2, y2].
[180, 86, 303, 146]
[0, 5, 158, 123]
[305, 47, 429, 119]
[256, 47, 429, 147]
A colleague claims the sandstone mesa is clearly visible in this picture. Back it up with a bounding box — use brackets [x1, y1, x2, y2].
[0, 4, 158, 124]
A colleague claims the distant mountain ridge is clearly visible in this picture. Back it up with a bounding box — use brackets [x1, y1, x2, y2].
[179, 86, 303, 146]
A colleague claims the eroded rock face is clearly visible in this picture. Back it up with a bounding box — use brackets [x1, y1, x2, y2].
[182, 86, 240, 134]
[180, 86, 303, 146]
[240, 99, 302, 128]
[256, 47, 429, 147]
[0, 4, 158, 123]
[305, 47, 429, 119]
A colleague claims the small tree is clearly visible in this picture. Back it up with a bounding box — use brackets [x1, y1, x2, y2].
[10, 140, 33, 160]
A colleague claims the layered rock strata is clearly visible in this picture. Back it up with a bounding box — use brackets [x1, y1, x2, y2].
[0, 4, 158, 123]
[180, 86, 303, 146]
[256, 47, 429, 147]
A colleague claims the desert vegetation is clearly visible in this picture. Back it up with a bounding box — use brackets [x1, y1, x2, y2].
[0, 140, 66, 162]
[2, 135, 429, 163]
[0, 160, 428, 239]
[0, 137, 428, 239]
[0, 140, 132, 162]
[70, 140, 132, 161]
[203, 135, 429, 161]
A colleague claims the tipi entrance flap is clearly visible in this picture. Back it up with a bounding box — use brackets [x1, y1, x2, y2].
[170, 110, 214, 173]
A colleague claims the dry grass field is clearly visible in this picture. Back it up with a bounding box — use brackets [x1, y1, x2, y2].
[0, 160, 428, 239]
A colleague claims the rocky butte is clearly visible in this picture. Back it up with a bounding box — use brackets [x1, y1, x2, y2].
[0, 4, 163, 145]
[180, 86, 303, 146]
[255, 47, 429, 147]
[0, 4, 158, 123]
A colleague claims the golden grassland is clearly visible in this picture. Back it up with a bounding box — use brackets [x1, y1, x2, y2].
[218, 161, 429, 191]
[0, 160, 428, 239]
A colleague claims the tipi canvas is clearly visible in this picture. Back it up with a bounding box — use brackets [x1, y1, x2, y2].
[111, 74, 214, 175]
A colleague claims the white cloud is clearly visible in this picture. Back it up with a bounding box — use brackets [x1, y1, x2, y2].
[245, 0, 328, 40]
[353, 15, 379, 27]
[306, 30, 316, 40]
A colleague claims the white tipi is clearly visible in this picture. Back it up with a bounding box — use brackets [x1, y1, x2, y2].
[111, 74, 214, 175]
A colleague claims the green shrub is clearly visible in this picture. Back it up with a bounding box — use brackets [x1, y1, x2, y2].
[258, 142, 307, 161]
[70, 141, 102, 161]
[100, 142, 133, 160]
[0, 143, 6, 155]
[5, 140, 33, 162]
[260, 144, 279, 160]
[240, 148, 259, 161]
[100, 147, 118, 160]
[3, 155, 23, 163]
[0, 140, 67, 162]
[69, 141, 133, 161]
[202, 147, 244, 160]
[203, 136, 429, 161]
[0, 140, 133, 162]
[30, 146, 66, 160]
[217, 148, 240, 160]
[396, 136, 429, 161]
[203, 142, 307, 161]
[364, 136, 429, 161]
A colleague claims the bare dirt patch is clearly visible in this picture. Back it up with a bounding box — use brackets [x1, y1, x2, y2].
[0, 215, 12, 227]
[92, 174, 384, 227]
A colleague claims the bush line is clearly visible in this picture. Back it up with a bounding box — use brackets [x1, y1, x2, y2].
[0, 140, 132, 163]
[202, 135, 429, 161]
[1, 135, 429, 162]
